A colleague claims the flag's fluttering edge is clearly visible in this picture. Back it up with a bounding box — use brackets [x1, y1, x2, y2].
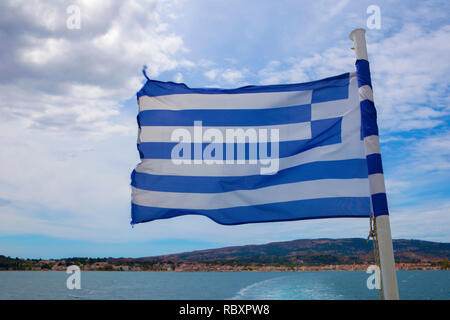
[131, 68, 388, 225]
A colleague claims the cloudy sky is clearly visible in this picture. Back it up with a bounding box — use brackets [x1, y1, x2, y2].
[0, 0, 449, 258]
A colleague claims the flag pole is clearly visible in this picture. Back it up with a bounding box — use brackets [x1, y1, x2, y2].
[350, 28, 400, 300]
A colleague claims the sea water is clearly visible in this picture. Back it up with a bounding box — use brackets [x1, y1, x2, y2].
[0, 271, 448, 300]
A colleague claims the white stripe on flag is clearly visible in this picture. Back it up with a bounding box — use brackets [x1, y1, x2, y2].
[139, 90, 312, 111]
[135, 137, 366, 177]
[311, 98, 352, 121]
[132, 178, 370, 210]
[139, 122, 312, 143]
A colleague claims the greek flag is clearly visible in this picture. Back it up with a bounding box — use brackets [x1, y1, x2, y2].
[131, 69, 386, 225]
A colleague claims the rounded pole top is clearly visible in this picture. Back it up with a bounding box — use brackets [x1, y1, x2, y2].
[350, 28, 366, 41]
[349, 28, 368, 61]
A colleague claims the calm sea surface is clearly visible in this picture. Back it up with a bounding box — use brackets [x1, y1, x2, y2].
[0, 271, 448, 300]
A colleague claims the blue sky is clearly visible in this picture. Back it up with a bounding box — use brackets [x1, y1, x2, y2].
[0, 0, 449, 259]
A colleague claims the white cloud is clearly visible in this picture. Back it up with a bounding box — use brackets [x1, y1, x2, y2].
[204, 68, 220, 81]
[258, 43, 355, 85]
[173, 72, 183, 82]
[0, 0, 191, 138]
[258, 24, 450, 134]
[408, 131, 450, 172]
[0, 0, 193, 243]
[385, 179, 412, 195]
[203, 68, 249, 86]
[220, 68, 247, 84]
[389, 201, 450, 242]
[322, 0, 350, 20]
[369, 24, 450, 132]
[224, 58, 238, 65]
[198, 59, 215, 68]
[21, 37, 70, 65]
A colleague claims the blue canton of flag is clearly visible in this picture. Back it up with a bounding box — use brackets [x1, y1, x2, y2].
[131, 72, 374, 225]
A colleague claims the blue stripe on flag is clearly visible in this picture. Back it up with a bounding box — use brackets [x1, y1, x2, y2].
[137, 117, 341, 159]
[138, 104, 311, 127]
[132, 159, 369, 193]
[131, 196, 371, 225]
[311, 76, 349, 103]
[137, 73, 350, 98]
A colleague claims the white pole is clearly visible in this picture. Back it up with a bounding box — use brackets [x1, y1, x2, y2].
[350, 28, 400, 300]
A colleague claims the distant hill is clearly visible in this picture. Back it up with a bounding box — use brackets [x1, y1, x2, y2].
[135, 238, 450, 266]
[2, 238, 449, 271]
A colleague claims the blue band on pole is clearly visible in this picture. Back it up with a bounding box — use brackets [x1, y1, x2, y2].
[371, 193, 389, 216]
[361, 99, 379, 137]
[366, 153, 384, 175]
[355, 59, 372, 88]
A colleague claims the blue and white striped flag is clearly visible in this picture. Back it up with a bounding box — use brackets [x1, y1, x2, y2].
[131, 67, 387, 225]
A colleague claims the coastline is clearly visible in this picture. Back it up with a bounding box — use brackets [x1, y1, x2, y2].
[1, 262, 447, 272]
